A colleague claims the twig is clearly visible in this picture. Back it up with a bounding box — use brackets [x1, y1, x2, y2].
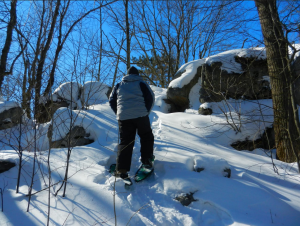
[26, 180, 62, 197]
[270, 209, 273, 224]
[126, 203, 150, 226]
[62, 207, 77, 226]
[0, 180, 8, 212]
[113, 176, 117, 226]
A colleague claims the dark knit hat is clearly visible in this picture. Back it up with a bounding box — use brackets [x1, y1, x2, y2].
[127, 66, 139, 75]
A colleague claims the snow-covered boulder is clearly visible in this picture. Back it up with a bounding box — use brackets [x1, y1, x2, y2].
[0, 101, 22, 130]
[52, 82, 81, 103]
[167, 48, 272, 112]
[200, 54, 271, 103]
[167, 64, 202, 112]
[231, 126, 275, 151]
[198, 102, 213, 115]
[48, 108, 94, 148]
[38, 82, 82, 123]
[193, 154, 231, 178]
[49, 125, 93, 149]
[81, 81, 110, 107]
[174, 192, 197, 206]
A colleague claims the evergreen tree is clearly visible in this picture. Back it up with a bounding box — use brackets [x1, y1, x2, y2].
[132, 53, 176, 88]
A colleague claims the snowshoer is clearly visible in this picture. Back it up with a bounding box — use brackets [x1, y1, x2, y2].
[109, 66, 155, 182]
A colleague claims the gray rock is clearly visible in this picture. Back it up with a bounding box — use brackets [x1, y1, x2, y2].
[201, 57, 271, 102]
[195, 167, 231, 178]
[174, 192, 197, 206]
[0, 107, 23, 130]
[223, 168, 231, 178]
[48, 126, 94, 149]
[231, 126, 275, 151]
[167, 66, 202, 112]
[198, 107, 213, 115]
[0, 160, 16, 173]
[167, 55, 272, 113]
[38, 100, 69, 123]
[195, 167, 204, 172]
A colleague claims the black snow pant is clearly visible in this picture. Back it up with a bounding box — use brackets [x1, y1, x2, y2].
[116, 115, 154, 172]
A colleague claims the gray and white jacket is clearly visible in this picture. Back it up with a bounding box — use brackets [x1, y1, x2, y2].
[109, 74, 155, 121]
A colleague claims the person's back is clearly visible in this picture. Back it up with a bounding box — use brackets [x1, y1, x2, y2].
[109, 66, 155, 184]
[114, 73, 153, 120]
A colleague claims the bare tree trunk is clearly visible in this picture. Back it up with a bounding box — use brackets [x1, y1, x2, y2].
[35, 0, 61, 118]
[27, 120, 37, 212]
[43, 1, 117, 98]
[16, 114, 23, 193]
[98, 6, 103, 82]
[0, 0, 17, 90]
[125, 0, 130, 69]
[255, 0, 300, 163]
[112, 38, 125, 88]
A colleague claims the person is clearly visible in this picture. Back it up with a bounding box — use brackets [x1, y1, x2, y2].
[109, 66, 155, 180]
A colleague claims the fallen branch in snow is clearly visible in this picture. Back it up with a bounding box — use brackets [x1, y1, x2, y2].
[26, 180, 62, 197]
[126, 203, 151, 226]
[54, 162, 95, 197]
[270, 209, 273, 224]
[62, 207, 77, 226]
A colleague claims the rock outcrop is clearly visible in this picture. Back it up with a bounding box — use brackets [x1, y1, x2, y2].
[0, 106, 23, 130]
[38, 82, 82, 123]
[38, 100, 69, 124]
[167, 67, 202, 112]
[38, 81, 110, 123]
[48, 125, 94, 149]
[231, 126, 275, 151]
[200, 57, 271, 103]
[198, 105, 213, 115]
[166, 49, 272, 113]
[174, 192, 197, 206]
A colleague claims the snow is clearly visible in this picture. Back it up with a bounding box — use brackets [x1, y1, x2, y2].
[1, 47, 300, 224]
[81, 81, 110, 106]
[1, 95, 299, 226]
[52, 82, 81, 103]
[289, 44, 300, 60]
[150, 85, 170, 113]
[170, 45, 299, 90]
[193, 154, 231, 177]
[205, 48, 266, 74]
[169, 48, 267, 89]
[188, 78, 202, 110]
[169, 58, 205, 88]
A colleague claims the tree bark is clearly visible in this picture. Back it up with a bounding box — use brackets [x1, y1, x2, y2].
[0, 0, 17, 90]
[125, 0, 130, 69]
[35, 0, 61, 117]
[255, 0, 300, 163]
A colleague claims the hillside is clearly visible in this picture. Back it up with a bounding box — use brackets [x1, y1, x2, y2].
[0, 84, 300, 225]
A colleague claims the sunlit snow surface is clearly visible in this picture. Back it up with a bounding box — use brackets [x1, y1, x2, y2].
[1, 93, 300, 225]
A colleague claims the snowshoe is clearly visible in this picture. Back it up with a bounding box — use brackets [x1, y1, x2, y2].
[134, 155, 155, 182]
[109, 164, 132, 189]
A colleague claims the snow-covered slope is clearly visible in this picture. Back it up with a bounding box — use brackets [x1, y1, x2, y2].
[0, 88, 300, 226]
